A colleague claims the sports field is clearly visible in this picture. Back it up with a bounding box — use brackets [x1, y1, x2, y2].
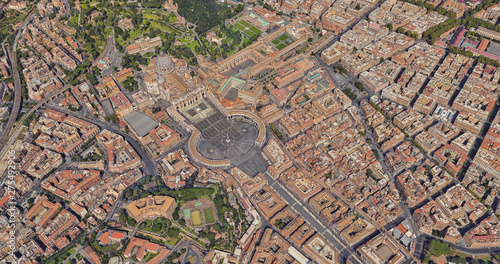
[204, 208, 216, 224]
[180, 198, 218, 227]
[192, 211, 202, 226]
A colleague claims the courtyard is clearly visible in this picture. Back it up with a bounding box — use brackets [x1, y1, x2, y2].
[233, 19, 262, 38]
[271, 34, 294, 50]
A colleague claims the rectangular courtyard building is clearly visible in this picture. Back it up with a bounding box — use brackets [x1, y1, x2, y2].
[126, 195, 177, 222]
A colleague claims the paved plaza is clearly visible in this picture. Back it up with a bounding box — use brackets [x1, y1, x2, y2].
[182, 99, 264, 166]
[196, 116, 259, 161]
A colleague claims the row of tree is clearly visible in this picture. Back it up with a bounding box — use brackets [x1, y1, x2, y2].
[422, 0, 500, 44]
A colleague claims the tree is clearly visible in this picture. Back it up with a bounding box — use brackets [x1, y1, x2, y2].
[179, 218, 186, 226]
[152, 224, 161, 233]
[342, 88, 357, 101]
[22, 113, 36, 127]
[172, 206, 180, 221]
[428, 239, 454, 257]
[115, 26, 123, 36]
[174, 0, 235, 34]
[207, 232, 216, 241]
[386, 23, 394, 31]
[122, 76, 138, 92]
[106, 114, 119, 125]
[127, 218, 137, 227]
[355, 82, 364, 91]
[167, 228, 179, 238]
[92, 66, 101, 75]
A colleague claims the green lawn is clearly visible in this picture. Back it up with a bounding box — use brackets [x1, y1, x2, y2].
[181, 40, 200, 52]
[234, 23, 245, 31]
[167, 237, 180, 246]
[222, 38, 232, 44]
[272, 39, 280, 45]
[104, 27, 113, 36]
[204, 208, 216, 224]
[179, 35, 193, 43]
[70, 15, 78, 25]
[168, 15, 177, 23]
[278, 34, 289, 41]
[144, 252, 159, 262]
[232, 22, 260, 40]
[242, 36, 251, 46]
[230, 25, 239, 33]
[208, 45, 219, 56]
[276, 43, 287, 50]
[118, 27, 144, 46]
[149, 21, 172, 32]
[250, 26, 261, 35]
[138, 220, 154, 232]
[153, 217, 163, 225]
[243, 30, 255, 37]
[240, 20, 251, 27]
[222, 47, 237, 57]
[144, 14, 159, 20]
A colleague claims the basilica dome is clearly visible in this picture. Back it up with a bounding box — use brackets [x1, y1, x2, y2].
[155, 52, 175, 75]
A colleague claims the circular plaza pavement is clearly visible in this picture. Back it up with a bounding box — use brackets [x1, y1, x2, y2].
[196, 119, 259, 161]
